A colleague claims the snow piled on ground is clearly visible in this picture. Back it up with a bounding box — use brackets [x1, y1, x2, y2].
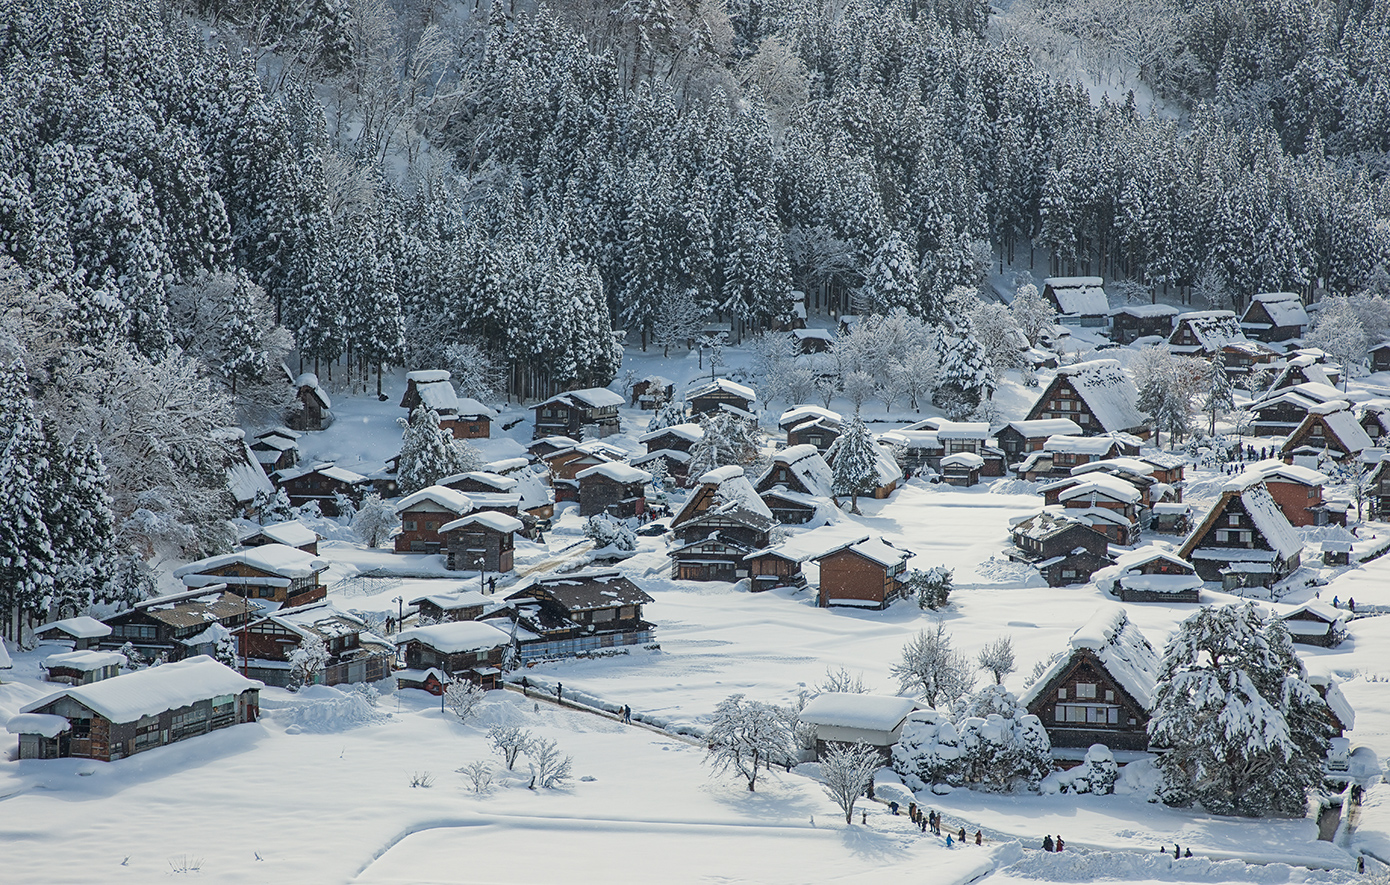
[259, 685, 391, 734]
[995, 849, 1360, 883]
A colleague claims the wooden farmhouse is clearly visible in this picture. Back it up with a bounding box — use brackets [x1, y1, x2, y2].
[753, 444, 833, 525]
[288, 372, 333, 431]
[880, 429, 947, 479]
[741, 527, 865, 593]
[1240, 292, 1309, 342]
[996, 418, 1082, 465]
[939, 452, 984, 486]
[781, 406, 842, 452]
[791, 328, 834, 354]
[1369, 453, 1390, 518]
[409, 588, 501, 624]
[1054, 474, 1142, 545]
[401, 369, 456, 415]
[439, 471, 523, 515]
[542, 440, 628, 503]
[33, 617, 111, 650]
[1177, 476, 1303, 588]
[250, 428, 301, 473]
[528, 435, 580, 461]
[238, 601, 393, 688]
[1104, 548, 1201, 603]
[489, 571, 655, 663]
[1305, 669, 1356, 736]
[12, 656, 260, 761]
[1267, 352, 1342, 392]
[1168, 310, 1244, 357]
[173, 544, 329, 607]
[633, 423, 704, 486]
[41, 650, 125, 685]
[1008, 511, 1114, 587]
[101, 588, 257, 662]
[577, 462, 651, 518]
[272, 461, 367, 515]
[532, 387, 624, 440]
[1279, 601, 1347, 648]
[395, 620, 513, 692]
[1109, 303, 1177, 344]
[1248, 381, 1344, 436]
[1021, 605, 1159, 751]
[479, 458, 557, 529]
[1042, 276, 1110, 326]
[1024, 359, 1148, 438]
[1358, 401, 1390, 443]
[669, 466, 778, 582]
[798, 693, 921, 761]
[1280, 401, 1374, 465]
[441, 511, 522, 572]
[222, 428, 275, 520]
[1017, 435, 1125, 481]
[1221, 340, 1280, 379]
[815, 537, 912, 610]
[394, 485, 474, 554]
[1251, 461, 1344, 527]
[239, 520, 319, 554]
[1371, 340, 1390, 374]
[686, 378, 758, 420]
[936, 420, 1006, 476]
[1150, 502, 1194, 535]
[631, 375, 674, 409]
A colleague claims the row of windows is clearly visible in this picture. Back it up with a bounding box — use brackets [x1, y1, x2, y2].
[1055, 704, 1120, 724]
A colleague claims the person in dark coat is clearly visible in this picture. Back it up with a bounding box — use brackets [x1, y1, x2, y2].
[556, 682, 563, 703]
[1056, 836, 1064, 852]
[1042, 836, 1054, 852]
[1174, 843, 1181, 857]
[958, 827, 966, 842]
[1184, 848, 1192, 858]
[975, 830, 983, 845]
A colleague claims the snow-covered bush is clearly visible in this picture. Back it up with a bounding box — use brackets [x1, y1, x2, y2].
[905, 566, 953, 610]
[488, 725, 533, 771]
[352, 493, 399, 548]
[583, 514, 636, 552]
[333, 491, 357, 523]
[1056, 744, 1119, 795]
[461, 760, 495, 794]
[528, 738, 573, 789]
[288, 634, 329, 690]
[298, 499, 322, 519]
[443, 681, 486, 724]
[892, 686, 1052, 793]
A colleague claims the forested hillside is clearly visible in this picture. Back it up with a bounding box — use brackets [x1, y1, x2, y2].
[4, 0, 1390, 629]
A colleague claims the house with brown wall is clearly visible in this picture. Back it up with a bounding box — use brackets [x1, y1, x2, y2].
[441, 511, 522, 572]
[1177, 476, 1303, 588]
[173, 545, 329, 607]
[394, 485, 474, 554]
[238, 601, 393, 688]
[1025, 359, 1148, 438]
[272, 462, 366, 515]
[395, 620, 513, 692]
[577, 462, 651, 518]
[815, 538, 912, 610]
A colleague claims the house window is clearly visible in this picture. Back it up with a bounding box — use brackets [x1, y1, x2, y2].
[426, 521, 438, 531]
[592, 608, 615, 623]
[1057, 688, 1066, 700]
[404, 520, 417, 531]
[1105, 690, 1114, 702]
[1078, 414, 1090, 424]
[1228, 513, 1240, 526]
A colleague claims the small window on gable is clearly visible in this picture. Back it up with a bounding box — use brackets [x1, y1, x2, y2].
[1075, 683, 1097, 699]
[1105, 690, 1114, 702]
[1057, 688, 1067, 700]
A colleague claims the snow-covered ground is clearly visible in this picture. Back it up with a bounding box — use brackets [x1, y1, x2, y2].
[5, 335, 1390, 882]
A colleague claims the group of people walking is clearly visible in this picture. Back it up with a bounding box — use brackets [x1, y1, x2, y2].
[900, 804, 982, 847]
[1041, 835, 1065, 852]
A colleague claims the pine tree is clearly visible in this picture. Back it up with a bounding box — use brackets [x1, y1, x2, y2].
[1202, 355, 1236, 436]
[397, 407, 478, 495]
[857, 231, 921, 316]
[935, 332, 994, 420]
[44, 435, 116, 618]
[827, 417, 878, 515]
[1149, 604, 1332, 817]
[0, 361, 55, 638]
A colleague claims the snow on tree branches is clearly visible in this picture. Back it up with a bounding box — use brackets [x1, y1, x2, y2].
[705, 694, 792, 792]
[890, 621, 974, 709]
[819, 741, 881, 824]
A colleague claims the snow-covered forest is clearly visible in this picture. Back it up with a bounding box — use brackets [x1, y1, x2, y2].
[5, 0, 1390, 668]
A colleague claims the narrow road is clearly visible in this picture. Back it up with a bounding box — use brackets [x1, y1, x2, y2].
[499, 680, 703, 748]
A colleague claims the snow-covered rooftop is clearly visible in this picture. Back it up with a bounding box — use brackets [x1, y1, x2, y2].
[42, 650, 126, 672]
[940, 452, 984, 469]
[274, 461, 366, 485]
[173, 545, 328, 581]
[1044, 435, 1119, 455]
[240, 521, 319, 549]
[1247, 292, 1309, 329]
[396, 485, 474, 515]
[227, 437, 274, 505]
[440, 471, 518, 492]
[686, 378, 757, 402]
[295, 373, 331, 408]
[1252, 460, 1326, 487]
[407, 589, 491, 609]
[640, 423, 704, 444]
[1054, 360, 1145, 433]
[440, 511, 525, 534]
[822, 537, 911, 569]
[455, 397, 498, 419]
[798, 693, 919, 732]
[1023, 605, 1159, 710]
[778, 405, 842, 429]
[935, 420, 989, 440]
[1044, 277, 1109, 316]
[7, 712, 71, 737]
[540, 387, 626, 409]
[35, 616, 111, 639]
[406, 370, 451, 384]
[1058, 474, 1142, 504]
[760, 444, 834, 497]
[1007, 418, 1083, 438]
[395, 620, 512, 654]
[1112, 303, 1178, 318]
[21, 656, 261, 724]
[576, 462, 652, 484]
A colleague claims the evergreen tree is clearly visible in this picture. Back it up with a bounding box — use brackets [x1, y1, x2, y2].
[827, 417, 879, 515]
[0, 360, 55, 637]
[44, 435, 116, 618]
[857, 231, 921, 316]
[1202, 355, 1236, 436]
[1149, 604, 1332, 817]
[397, 407, 480, 495]
[935, 332, 994, 419]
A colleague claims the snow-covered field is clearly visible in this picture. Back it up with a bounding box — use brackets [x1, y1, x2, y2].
[4, 337, 1390, 882]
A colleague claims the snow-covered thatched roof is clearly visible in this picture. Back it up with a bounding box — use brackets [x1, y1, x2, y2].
[410, 376, 459, 413]
[1171, 310, 1244, 353]
[539, 387, 625, 409]
[1021, 604, 1159, 710]
[1185, 478, 1302, 560]
[21, 656, 261, 724]
[799, 693, 920, 732]
[940, 452, 984, 469]
[395, 620, 512, 654]
[1044, 276, 1109, 316]
[759, 444, 833, 498]
[687, 377, 757, 402]
[873, 441, 904, 486]
[227, 435, 275, 505]
[1252, 460, 1326, 487]
[1245, 292, 1309, 330]
[239, 521, 319, 549]
[1054, 359, 1146, 434]
[640, 423, 704, 444]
